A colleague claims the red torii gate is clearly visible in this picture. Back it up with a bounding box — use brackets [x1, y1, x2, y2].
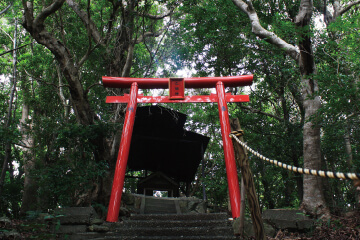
[103, 75, 253, 222]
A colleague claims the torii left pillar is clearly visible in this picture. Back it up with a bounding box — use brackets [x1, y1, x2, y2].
[107, 82, 138, 222]
[103, 75, 253, 222]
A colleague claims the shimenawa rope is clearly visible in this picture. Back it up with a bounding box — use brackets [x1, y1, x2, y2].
[230, 131, 360, 180]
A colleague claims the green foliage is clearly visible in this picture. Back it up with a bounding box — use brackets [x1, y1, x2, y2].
[0, 173, 23, 218]
[170, 0, 252, 76]
[313, 12, 360, 212]
[30, 122, 112, 208]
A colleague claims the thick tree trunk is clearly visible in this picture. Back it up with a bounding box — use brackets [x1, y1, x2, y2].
[296, 5, 330, 217]
[301, 95, 329, 218]
[19, 103, 37, 215]
[232, 0, 331, 219]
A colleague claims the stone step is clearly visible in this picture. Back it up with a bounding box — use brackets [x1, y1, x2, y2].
[145, 204, 176, 211]
[144, 209, 177, 214]
[145, 202, 176, 208]
[55, 207, 99, 225]
[145, 202, 176, 207]
[123, 219, 230, 228]
[91, 236, 237, 240]
[69, 232, 237, 240]
[145, 198, 177, 204]
[56, 209, 236, 240]
[262, 209, 314, 231]
[144, 198, 178, 214]
[130, 213, 229, 221]
[113, 226, 234, 237]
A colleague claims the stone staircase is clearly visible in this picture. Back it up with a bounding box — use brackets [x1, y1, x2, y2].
[53, 206, 316, 239]
[65, 213, 237, 240]
[53, 202, 238, 240]
[121, 213, 235, 240]
[48, 198, 314, 239]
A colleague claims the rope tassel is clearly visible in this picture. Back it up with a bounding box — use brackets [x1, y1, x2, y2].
[230, 132, 360, 180]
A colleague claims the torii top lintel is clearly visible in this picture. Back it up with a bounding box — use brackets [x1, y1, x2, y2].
[102, 75, 253, 89]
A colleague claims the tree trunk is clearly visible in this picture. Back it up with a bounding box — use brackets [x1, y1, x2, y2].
[297, 13, 330, 217]
[344, 126, 360, 207]
[0, 18, 18, 197]
[230, 118, 266, 240]
[301, 96, 329, 218]
[19, 102, 37, 215]
[231, 0, 331, 219]
[239, 177, 246, 237]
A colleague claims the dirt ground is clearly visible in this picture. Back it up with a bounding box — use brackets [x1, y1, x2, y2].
[267, 211, 360, 240]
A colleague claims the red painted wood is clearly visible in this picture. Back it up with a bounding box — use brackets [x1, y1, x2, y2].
[169, 78, 185, 99]
[216, 81, 241, 219]
[106, 94, 249, 103]
[107, 83, 138, 222]
[103, 75, 253, 89]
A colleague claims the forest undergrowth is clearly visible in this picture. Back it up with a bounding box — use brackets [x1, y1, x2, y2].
[267, 210, 360, 240]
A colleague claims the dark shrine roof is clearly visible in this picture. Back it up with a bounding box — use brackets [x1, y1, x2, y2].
[127, 106, 210, 183]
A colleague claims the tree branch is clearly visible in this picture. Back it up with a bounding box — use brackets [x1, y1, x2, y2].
[237, 104, 284, 121]
[84, 82, 102, 95]
[22, 0, 96, 126]
[142, 18, 172, 77]
[338, 0, 360, 16]
[24, 69, 70, 89]
[324, 0, 360, 25]
[104, 2, 121, 45]
[22, 0, 34, 27]
[0, 3, 13, 17]
[15, 142, 33, 149]
[135, 31, 161, 43]
[0, 25, 14, 42]
[0, 42, 35, 57]
[121, 44, 134, 77]
[231, 0, 300, 61]
[289, 83, 305, 124]
[137, 9, 174, 20]
[66, 0, 104, 46]
[294, 0, 313, 26]
[78, 43, 100, 67]
[34, 0, 65, 27]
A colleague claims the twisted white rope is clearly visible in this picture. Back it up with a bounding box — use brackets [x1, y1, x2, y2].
[230, 133, 360, 180]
